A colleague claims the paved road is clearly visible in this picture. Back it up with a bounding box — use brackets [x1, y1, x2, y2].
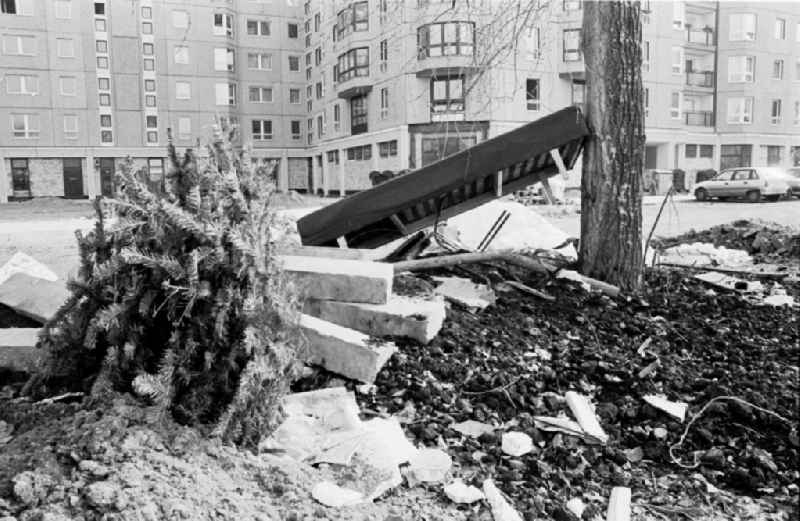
[546, 198, 800, 239]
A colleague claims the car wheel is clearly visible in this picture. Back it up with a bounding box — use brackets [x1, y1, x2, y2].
[695, 188, 709, 201]
[746, 190, 761, 203]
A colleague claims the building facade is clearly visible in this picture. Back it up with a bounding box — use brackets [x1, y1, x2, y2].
[1, 0, 798, 200]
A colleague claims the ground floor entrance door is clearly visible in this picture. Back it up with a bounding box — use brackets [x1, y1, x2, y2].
[10, 158, 31, 199]
[63, 158, 84, 198]
[645, 146, 658, 170]
[99, 158, 115, 197]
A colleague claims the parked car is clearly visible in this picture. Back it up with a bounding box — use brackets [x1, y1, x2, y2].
[784, 167, 800, 197]
[693, 167, 793, 202]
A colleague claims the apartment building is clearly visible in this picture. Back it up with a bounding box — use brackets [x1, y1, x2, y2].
[1, 0, 799, 200]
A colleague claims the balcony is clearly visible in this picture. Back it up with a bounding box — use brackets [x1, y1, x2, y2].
[684, 26, 715, 48]
[558, 58, 585, 80]
[684, 111, 714, 127]
[416, 54, 478, 78]
[685, 71, 714, 88]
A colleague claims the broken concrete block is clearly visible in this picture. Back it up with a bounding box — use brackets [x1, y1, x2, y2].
[0, 273, 69, 323]
[0, 328, 41, 372]
[299, 314, 396, 383]
[0, 252, 59, 285]
[304, 295, 445, 345]
[433, 277, 495, 309]
[279, 256, 393, 304]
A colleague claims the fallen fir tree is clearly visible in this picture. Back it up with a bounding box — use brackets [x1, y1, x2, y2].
[24, 130, 303, 448]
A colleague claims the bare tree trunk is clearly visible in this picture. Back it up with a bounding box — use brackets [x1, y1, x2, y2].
[579, 0, 645, 291]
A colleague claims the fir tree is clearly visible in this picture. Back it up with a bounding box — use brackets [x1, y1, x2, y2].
[25, 127, 303, 448]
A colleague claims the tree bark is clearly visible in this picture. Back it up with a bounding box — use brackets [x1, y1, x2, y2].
[579, 0, 645, 291]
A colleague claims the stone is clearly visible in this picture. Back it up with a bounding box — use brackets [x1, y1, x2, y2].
[278, 256, 393, 304]
[85, 481, 117, 508]
[433, 277, 495, 309]
[0, 252, 58, 285]
[444, 479, 484, 504]
[304, 295, 445, 345]
[300, 314, 396, 383]
[12, 471, 53, 507]
[482, 479, 523, 521]
[0, 273, 69, 323]
[0, 328, 41, 372]
[406, 449, 452, 485]
[311, 481, 364, 507]
[451, 420, 494, 438]
[501, 432, 534, 457]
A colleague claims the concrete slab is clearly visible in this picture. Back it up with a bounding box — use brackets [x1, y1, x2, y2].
[304, 295, 445, 345]
[278, 245, 379, 261]
[299, 314, 396, 383]
[279, 256, 393, 305]
[0, 273, 70, 323]
[0, 328, 41, 372]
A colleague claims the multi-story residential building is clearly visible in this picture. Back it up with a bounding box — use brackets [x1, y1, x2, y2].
[1, 0, 798, 201]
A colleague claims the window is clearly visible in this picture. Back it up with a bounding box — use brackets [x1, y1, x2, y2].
[766, 146, 783, 165]
[5, 75, 38, 95]
[773, 60, 784, 79]
[98, 77, 109, 90]
[213, 12, 234, 37]
[248, 53, 272, 70]
[215, 83, 236, 105]
[96, 40, 107, 52]
[176, 81, 191, 99]
[141, 6, 151, 19]
[2, 0, 34, 15]
[796, 58, 800, 80]
[56, 38, 74, 57]
[727, 97, 753, 124]
[146, 131, 158, 144]
[59, 76, 76, 96]
[306, 52, 312, 66]
[336, 2, 369, 39]
[642, 41, 650, 72]
[145, 95, 156, 107]
[101, 130, 112, 143]
[2, 34, 36, 55]
[172, 10, 188, 28]
[247, 19, 270, 36]
[316, 81, 324, 99]
[146, 115, 157, 129]
[795, 101, 800, 126]
[685, 144, 697, 158]
[775, 18, 786, 40]
[143, 58, 154, 71]
[333, 103, 341, 131]
[63, 115, 78, 139]
[147, 159, 164, 182]
[770, 99, 782, 124]
[729, 13, 756, 41]
[346, 144, 372, 161]
[143, 43, 153, 55]
[174, 46, 189, 64]
[699, 145, 713, 158]
[728, 56, 754, 82]
[251, 120, 272, 140]
[249, 86, 273, 103]
[11, 114, 39, 138]
[99, 92, 111, 106]
[95, 19, 106, 31]
[671, 46, 683, 74]
[144, 79, 155, 92]
[644, 87, 649, 117]
[564, 0, 581, 11]
[54, 0, 71, 19]
[563, 29, 581, 62]
[178, 117, 191, 140]
[336, 47, 369, 82]
[305, 34, 311, 47]
[378, 87, 389, 119]
[571, 80, 585, 107]
[306, 84, 313, 99]
[291, 120, 301, 140]
[142, 22, 153, 35]
[305, 19, 310, 34]
[289, 88, 301, 104]
[288, 23, 298, 38]
[418, 22, 474, 58]
[431, 76, 465, 116]
[315, 13, 320, 32]
[327, 150, 340, 164]
[315, 47, 322, 65]
[100, 114, 111, 127]
[317, 114, 324, 138]
[306, 67, 312, 81]
[289, 55, 300, 71]
[526, 79, 540, 111]
[379, 39, 388, 71]
[214, 48, 235, 71]
[379, 140, 397, 157]
[672, 1, 684, 29]
[670, 91, 681, 119]
[350, 95, 368, 134]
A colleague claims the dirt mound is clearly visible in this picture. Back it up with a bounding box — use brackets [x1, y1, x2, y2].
[654, 220, 800, 262]
[0, 396, 462, 521]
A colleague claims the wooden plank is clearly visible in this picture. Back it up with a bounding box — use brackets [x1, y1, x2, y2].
[549, 148, 570, 179]
[541, 178, 556, 204]
[298, 106, 589, 247]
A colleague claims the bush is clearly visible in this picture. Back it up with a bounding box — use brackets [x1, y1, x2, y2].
[25, 130, 303, 448]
